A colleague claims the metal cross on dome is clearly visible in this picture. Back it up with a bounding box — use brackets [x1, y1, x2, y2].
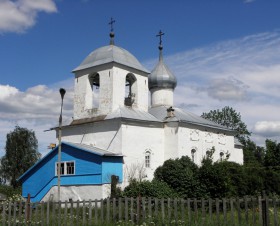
[108, 17, 116, 32]
[156, 30, 165, 46]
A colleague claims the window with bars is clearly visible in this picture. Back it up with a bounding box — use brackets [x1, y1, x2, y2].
[56, 161, 75, 176]
[145, 151, 151, 168]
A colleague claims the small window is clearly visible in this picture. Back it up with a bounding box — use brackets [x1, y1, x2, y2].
[220, 152, 224, 161]
[67, 162, 75, 174]
[145, 151, 151, 168]
[191, 149, 196, 162]
[56, 161, 75, 176]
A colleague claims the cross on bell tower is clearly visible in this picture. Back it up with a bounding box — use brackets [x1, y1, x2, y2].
[108, 17, 116, 32]
[109, 17, 116, 45]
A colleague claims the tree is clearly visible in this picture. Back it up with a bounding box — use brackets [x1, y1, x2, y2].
[0, 126, 41, 188]
[264, 139, 280, 167]
[154, 156, 203, 198]
[201, 106, 251, 144]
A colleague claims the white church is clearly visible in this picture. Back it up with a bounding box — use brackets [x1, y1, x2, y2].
[59, 29, 243, 187]
[20, 27, 244, 202]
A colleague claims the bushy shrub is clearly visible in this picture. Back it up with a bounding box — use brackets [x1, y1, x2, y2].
[0, 185, 21, 199]
[154, 156, 203, 198]
[123, 179, 177, 198]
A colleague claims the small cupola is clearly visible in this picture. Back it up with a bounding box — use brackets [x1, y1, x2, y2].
[149, 30, 177, 107]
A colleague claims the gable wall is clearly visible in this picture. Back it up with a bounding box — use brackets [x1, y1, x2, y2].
[61, 120, 121, 153]
[22, 144, 105, 202]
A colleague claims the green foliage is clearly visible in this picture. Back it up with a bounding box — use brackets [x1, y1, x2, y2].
[242, 139, 265, 166]
[0, 184, 21, 198]
[122, 179, 177, 198]
[154, 156, 203, 198]
[264, 139, 280, 167]
[201, 106, 251, 144]
[0, 126, 41, 188]
[199, 159, 247, 198]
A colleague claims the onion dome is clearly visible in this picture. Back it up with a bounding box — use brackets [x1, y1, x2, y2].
[148, 31, 177, 90]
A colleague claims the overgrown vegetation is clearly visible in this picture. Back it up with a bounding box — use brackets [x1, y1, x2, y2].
[0, 126, 41, 188]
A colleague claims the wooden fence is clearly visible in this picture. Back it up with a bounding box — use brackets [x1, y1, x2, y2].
[0, 196, 279, 225]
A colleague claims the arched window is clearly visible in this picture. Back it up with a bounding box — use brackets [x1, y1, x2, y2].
[145, 151, 151, 168]
[124, 73, 137, 106]
[191, 149, 196, 162]
[89, 73, 100, 109]
[220, 151, 224, 161]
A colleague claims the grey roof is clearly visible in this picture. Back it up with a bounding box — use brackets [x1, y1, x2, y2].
[73, 45, 150, 73]
[234, 138, 243, 146]
[149, 106, 232, 131]
[105, 107, 161, 122]
[148, 52, 177, 90]
[64, 142, 122, 156]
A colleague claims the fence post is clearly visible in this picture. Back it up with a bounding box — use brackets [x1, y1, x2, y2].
[261, 194, 269, 226]
[26, 193, 31, 223]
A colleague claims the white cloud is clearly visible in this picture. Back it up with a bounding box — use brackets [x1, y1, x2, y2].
[253, 121, 280, 137]
[0, 79, 73, 156]
[0, 0, 57, 33]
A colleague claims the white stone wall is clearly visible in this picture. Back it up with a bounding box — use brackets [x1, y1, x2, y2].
[61, 120, 122, 153]
[42, 184, 110, 202]
[176, 124, 242, 165]
[151, 88, 174, 107]
[120, 122, 164, 186]
[163, 122, 179, 161]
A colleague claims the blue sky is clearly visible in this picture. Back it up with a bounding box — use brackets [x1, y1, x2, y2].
[1, 0, 280, 156]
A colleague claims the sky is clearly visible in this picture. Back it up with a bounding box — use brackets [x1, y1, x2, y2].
[1, 0, 280, 156]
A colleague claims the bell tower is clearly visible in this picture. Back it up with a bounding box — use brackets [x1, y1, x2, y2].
[72, 20, 150, 120]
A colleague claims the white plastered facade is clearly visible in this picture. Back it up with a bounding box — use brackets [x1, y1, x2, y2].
[58, 41, 243, 199]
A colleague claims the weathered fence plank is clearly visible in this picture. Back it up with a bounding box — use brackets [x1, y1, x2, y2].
[161, 198, 164, 221]
[244, 196, 248, 224]
[230, 198, 234, 226]
[258, 196, 262, 225]
[118, 197, 122, 221]
[130, 197, 133, 223]
[222, 198, 227, 224]
[187, 198, 191, 225]
[174, 198, 178, 223]
[148, 197, 152, 218]
[181, 198, 185, 223]
[125, 197, 128, 221]
[142, 197, 146, 221]
[168, 198, 171, 223]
